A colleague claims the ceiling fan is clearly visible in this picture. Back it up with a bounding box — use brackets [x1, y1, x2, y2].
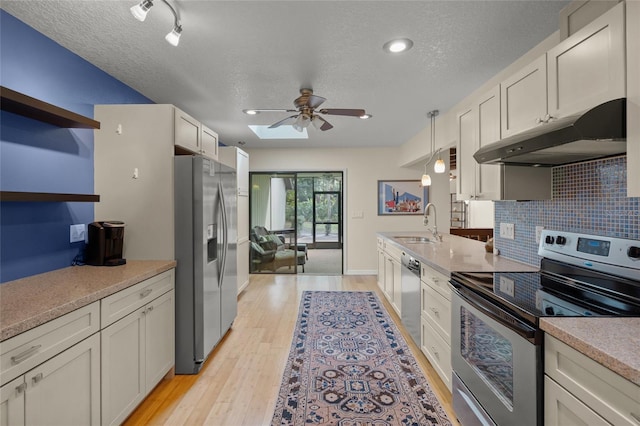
[244, 88, 367, 132]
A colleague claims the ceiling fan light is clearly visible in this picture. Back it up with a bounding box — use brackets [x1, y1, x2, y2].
[421, 174, 432, 187]
[360, 114, 372, 119]
[130, 0, 153, 21]
[311, 115, 323, 130]
[243, 109, 259, 115]
[434, 158, 446, 173]
[165, 25, 182, 46]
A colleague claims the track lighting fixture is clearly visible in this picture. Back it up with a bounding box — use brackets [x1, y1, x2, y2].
[130, 0, 183, 46]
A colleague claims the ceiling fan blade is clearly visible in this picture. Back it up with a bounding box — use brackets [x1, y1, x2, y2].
[306, 95, 326, 109]
[244, 109, 297, 113]
[319, 108, 366, 117]
[311, 115, 334, 131]
[269, 115, 299, 128]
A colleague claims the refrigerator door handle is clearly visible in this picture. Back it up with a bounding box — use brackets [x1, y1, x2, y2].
[218, 181, 228, 288]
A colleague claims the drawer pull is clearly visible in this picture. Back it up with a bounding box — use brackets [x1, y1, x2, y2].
[630, 413, 640, 424]
[140, 288, 153, 298]
[16, 383, 27, 394]
[430, 307, 440, 316]
[32, 373, 44, 384]
[11, 345, 42, 364]
[432, 347, 439, 358]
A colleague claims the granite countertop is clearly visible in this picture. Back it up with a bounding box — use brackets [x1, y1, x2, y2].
[0, 260, 176, 341]
[378, 232, 538, 275]
[541, 317, 640, 386]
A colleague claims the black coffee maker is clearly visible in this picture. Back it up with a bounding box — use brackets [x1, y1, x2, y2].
[86, 221, 127, 266]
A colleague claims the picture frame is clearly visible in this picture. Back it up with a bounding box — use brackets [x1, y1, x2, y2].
[377, 180, 429, 215]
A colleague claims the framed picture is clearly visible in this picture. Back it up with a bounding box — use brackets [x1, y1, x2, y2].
[377, 180, 428, 215]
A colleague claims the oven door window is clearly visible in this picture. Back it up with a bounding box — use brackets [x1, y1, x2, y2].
[460, 306, 513, 409]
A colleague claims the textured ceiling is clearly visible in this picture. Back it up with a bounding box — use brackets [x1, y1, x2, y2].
[1, 1, 569, 149]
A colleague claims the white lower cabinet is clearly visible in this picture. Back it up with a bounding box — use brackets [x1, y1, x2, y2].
[544, 334, 640, 426]
[1, 333, 101, 426]
[101, 288, 174, 426]
[420, 263, 452, 391]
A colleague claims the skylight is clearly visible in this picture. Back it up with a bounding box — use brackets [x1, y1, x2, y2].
[248, 125, 308, 140]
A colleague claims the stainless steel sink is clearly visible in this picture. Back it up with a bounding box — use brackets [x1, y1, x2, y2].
[393, 236, 433, 244]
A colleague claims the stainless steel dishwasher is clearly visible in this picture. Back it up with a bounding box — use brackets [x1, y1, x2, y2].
[400, 252, 421, 346]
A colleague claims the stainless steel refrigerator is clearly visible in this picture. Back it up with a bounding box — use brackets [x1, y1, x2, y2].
[174, 155, 237, 374]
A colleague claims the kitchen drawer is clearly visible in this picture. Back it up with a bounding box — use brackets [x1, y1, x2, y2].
[0, 302, 99, 386]
[383, 241, 402, 262]
[101, 269, 174, 328]
[420, 265, 450, 299]
[421, 283, 451, 342]
[421, 317, 452, 391]
[545, 334, 640, 426]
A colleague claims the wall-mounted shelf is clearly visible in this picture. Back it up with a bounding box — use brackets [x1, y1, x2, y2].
[0, 191, 100, 203]
[0, 86, 100, 129]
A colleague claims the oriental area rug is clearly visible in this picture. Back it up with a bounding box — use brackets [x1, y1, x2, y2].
[271, 291, 452, 426]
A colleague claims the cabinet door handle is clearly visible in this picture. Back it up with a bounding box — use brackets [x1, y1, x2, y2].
[432, 347, 439, 358]
[11, 345, 42, 364]
[16, 383, 27, 394]
[140, 288, 152, 298]
[535, 117, 544, 124]
[147, 305, 154, 313]
[32, 373, 44, 384]
[430, 307, 440, 316]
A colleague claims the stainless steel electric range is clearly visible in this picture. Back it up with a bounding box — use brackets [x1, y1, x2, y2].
[449, 230, 640, 426]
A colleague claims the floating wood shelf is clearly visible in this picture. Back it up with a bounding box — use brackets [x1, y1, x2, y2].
[0, 86, 100, 129]
[0, 191, 100, 203]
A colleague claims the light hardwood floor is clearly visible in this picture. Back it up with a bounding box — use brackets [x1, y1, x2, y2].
[124, 274, 459, 425]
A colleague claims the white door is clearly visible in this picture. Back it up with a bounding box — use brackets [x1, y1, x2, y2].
[25, 334, 100, 426]
[144, 290, 175, 391]
[0, 377, 25, 426]
[101, 309, 145, 426]
[476, 86, 502, 200]
[500, 54, 548, 138]
[457, 106, 476, 200]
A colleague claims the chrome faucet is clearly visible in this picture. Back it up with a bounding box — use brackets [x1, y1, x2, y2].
[423, 202, 442, 241]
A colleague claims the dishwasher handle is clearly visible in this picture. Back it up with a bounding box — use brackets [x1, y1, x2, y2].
[401, 252, 421, 275]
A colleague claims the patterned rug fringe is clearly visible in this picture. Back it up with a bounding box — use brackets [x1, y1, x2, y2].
[271, 291, 452, 426]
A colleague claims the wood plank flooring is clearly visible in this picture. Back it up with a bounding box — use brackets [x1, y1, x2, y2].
[124, 274, 459, 425]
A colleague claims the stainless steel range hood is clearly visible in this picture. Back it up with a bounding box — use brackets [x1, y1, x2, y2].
[474, 98, 626, 166]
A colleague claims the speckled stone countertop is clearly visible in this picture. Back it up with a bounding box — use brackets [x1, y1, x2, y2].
[378, 232, 538, 275]
[541, 317, 640, 386]
[0, 260, 176, 342]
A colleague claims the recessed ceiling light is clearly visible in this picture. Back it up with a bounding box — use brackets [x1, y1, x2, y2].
[243, 109, 259, 115]
[360, 114, 372, 119]
[383, 38, 413, 53]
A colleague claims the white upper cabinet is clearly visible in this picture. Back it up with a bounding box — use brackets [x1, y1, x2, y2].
[200, 124, 219, 161]
[548, 2, 625, 119]
[457, 86, 503, 200]
[500, 2, 625, 138]
[500, 54, 548, 138]
[628, 0, 640, 197]
[174, 108, 201, 154]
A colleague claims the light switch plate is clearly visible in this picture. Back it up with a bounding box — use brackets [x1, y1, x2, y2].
[70, 224, 85, 243]
[500, 223, 515, 240]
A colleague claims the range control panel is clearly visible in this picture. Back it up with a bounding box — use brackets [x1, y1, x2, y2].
[539, 230, 640, 280]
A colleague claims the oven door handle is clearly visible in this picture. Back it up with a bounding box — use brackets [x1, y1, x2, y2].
[453, 285, 539, 343]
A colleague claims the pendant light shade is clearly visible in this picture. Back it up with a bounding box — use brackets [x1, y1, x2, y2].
[421, 173, 432, 186]
[130, 0, 153, 21]
[434, 156, 446, 173]
[165, 25, 182, 46]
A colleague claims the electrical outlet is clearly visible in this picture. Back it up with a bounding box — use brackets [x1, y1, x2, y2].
[535, 226, 544, 244]
[499, 223, 515, 240]
[70, 224, 85, 243]
[499, 276, 515, 297]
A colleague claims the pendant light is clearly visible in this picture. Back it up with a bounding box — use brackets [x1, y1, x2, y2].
[421, 109, 440, 186]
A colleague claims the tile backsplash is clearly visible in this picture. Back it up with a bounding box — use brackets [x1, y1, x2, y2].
[495, 156, 639, 266]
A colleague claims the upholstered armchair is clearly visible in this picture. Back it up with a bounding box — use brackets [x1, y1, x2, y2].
[250, 226, 306, 272]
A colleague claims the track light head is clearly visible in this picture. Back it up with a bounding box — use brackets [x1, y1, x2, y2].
[165, 25, 182, 46]
[130, 0, 154, 21]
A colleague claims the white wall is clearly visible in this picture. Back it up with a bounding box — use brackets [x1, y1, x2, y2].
[246, 147, 451, 274]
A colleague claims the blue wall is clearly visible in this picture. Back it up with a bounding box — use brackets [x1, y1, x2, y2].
[495, 156, 640, 266]
[0, 11, 153, 283]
